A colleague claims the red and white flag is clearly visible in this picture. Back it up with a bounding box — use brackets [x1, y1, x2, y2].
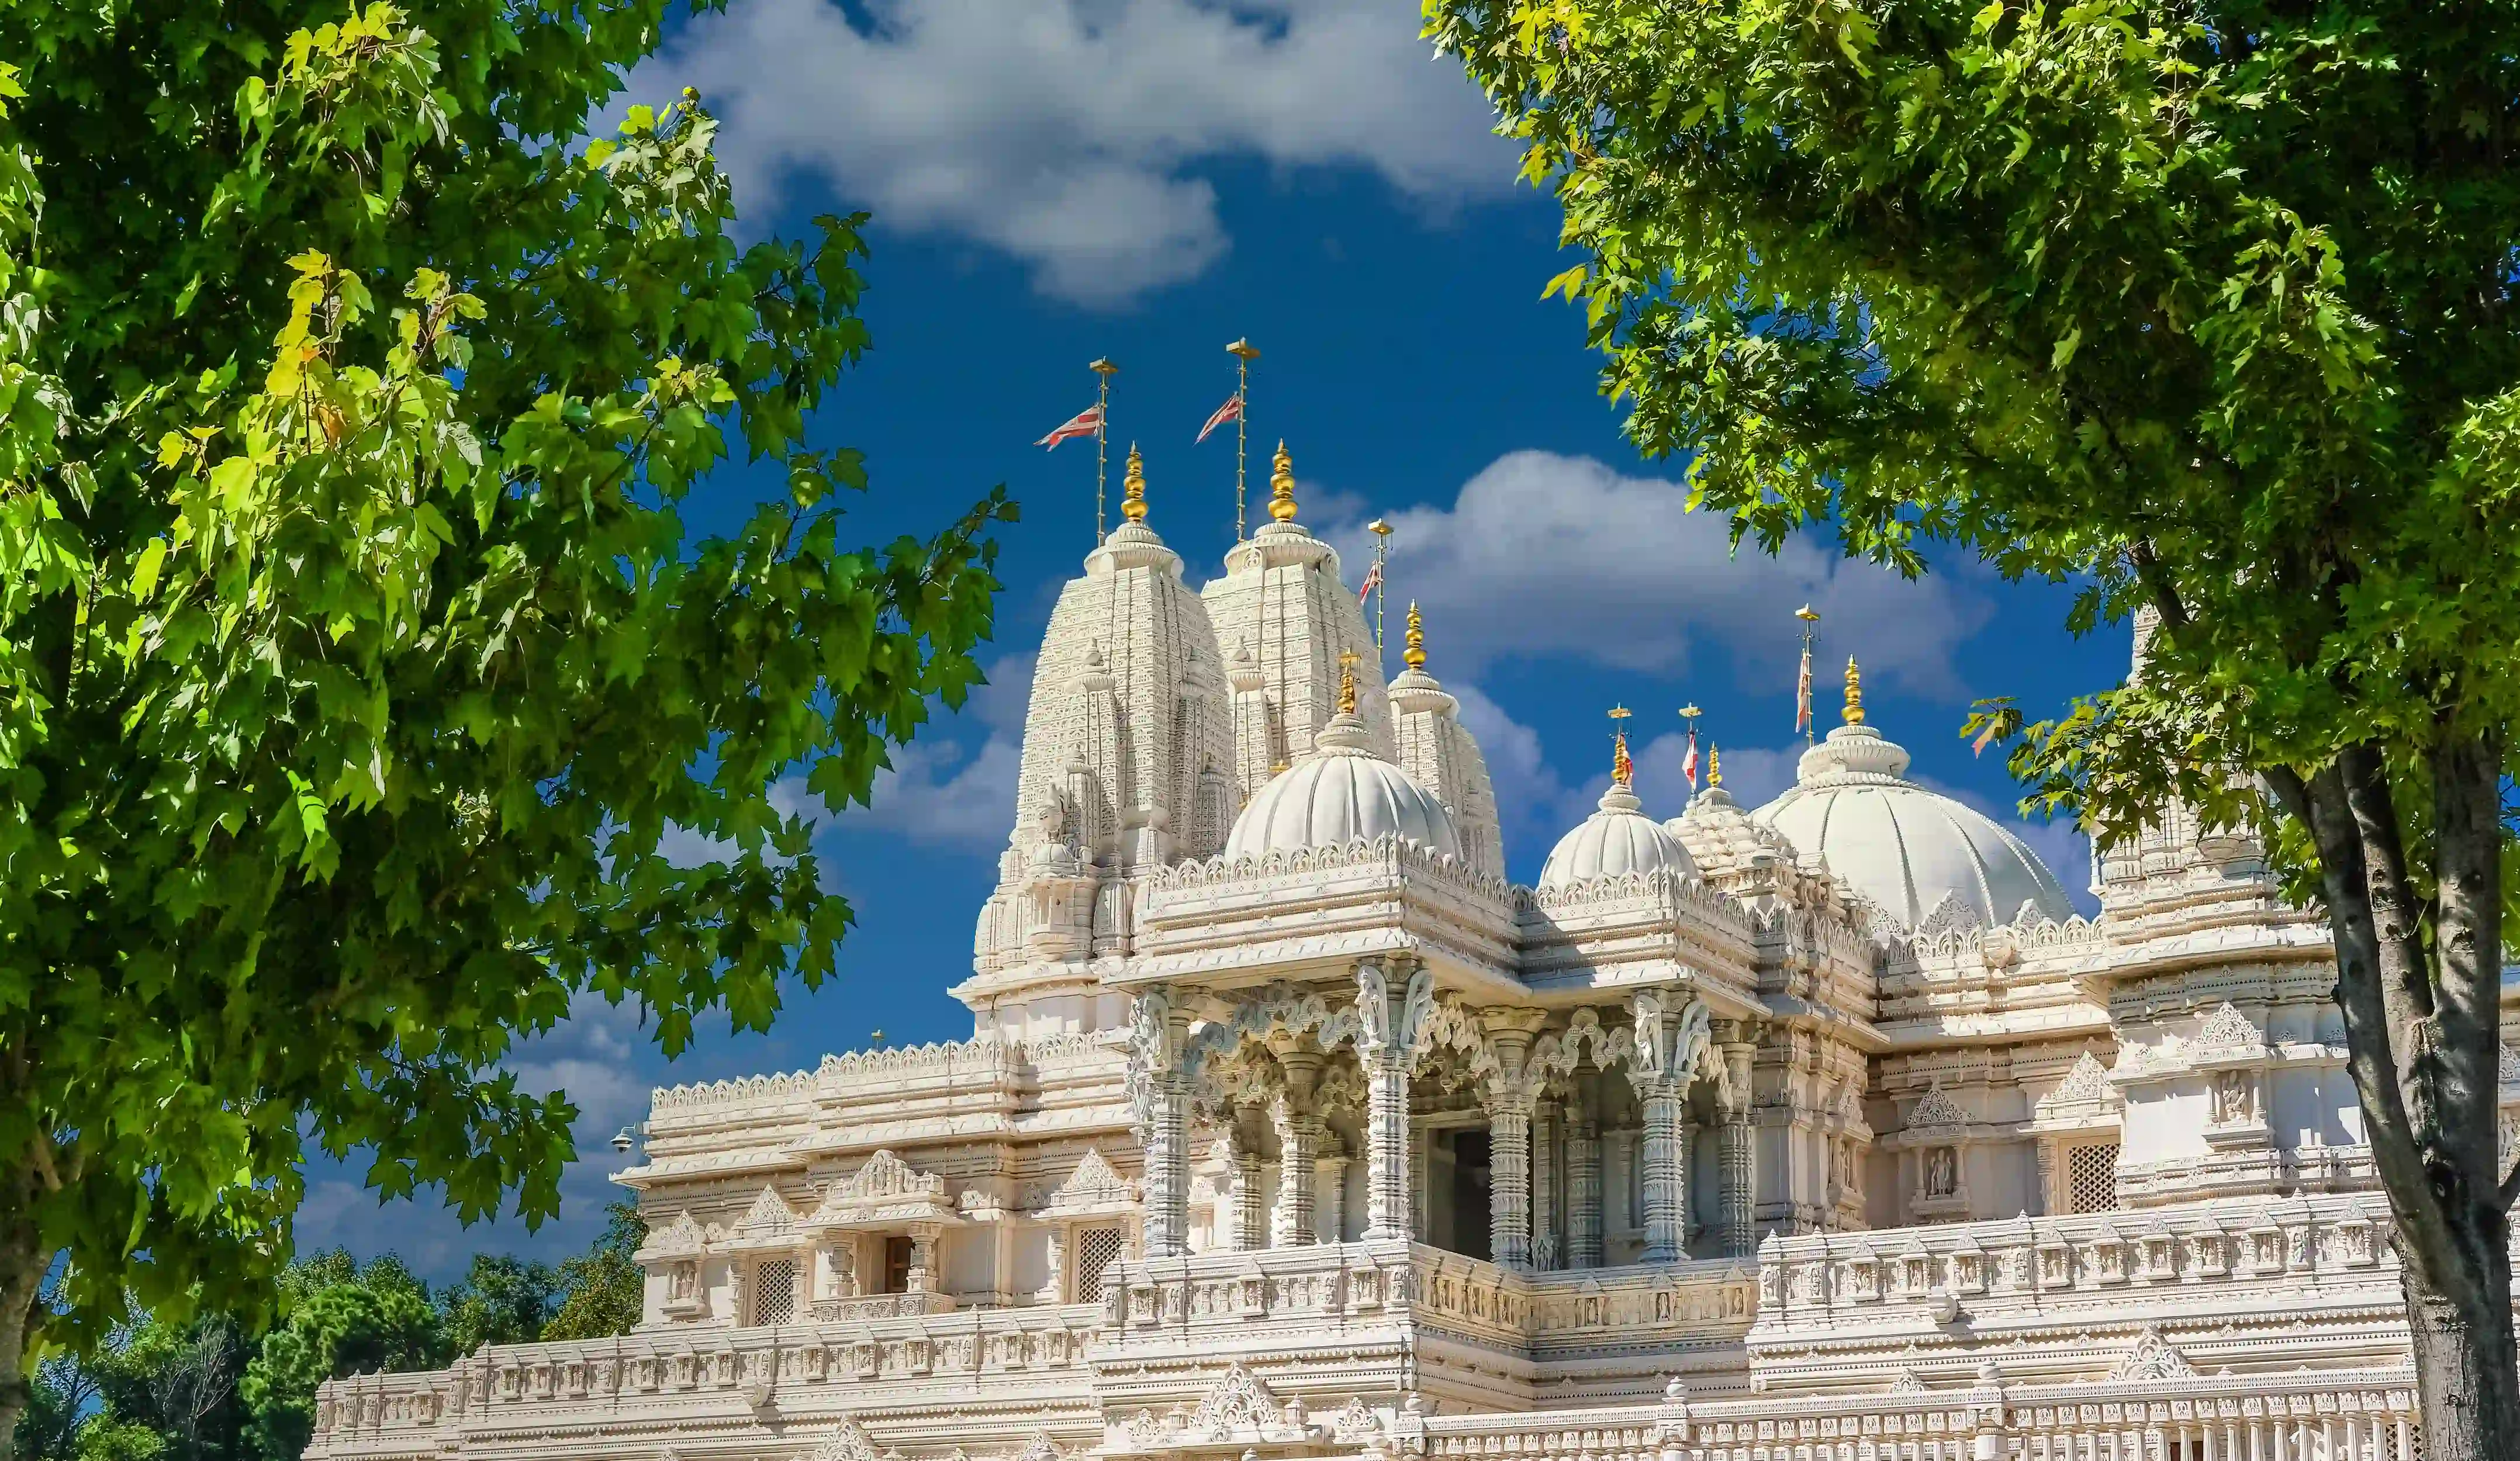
[1794, 642, 1814, 735]
[1681, 729, 1700, 789]
[1196, 393, 1243, 445]
[1357, 560, 1382, 605]
[1036, 403, 1104, 450]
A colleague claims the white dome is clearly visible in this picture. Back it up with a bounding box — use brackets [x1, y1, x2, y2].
[1752, 722, 2073, 930]
[1539, 783, 1698, 891]
[1225, 712, 1461, 860]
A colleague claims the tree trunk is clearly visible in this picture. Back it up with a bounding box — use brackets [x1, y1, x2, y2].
[2279, 742, 2520, 1456]
[0, 1158, 46, 1461]
[2403, 1240, 2520, 1461]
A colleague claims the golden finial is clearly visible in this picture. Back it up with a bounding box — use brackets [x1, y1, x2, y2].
[1843, 655, 1865, 725]
[1608, 704, 1634, 787]
[1708, 746, 1722, 787]
[1121, 442, 1148, 522]
[1268, 439, 1298, 522]
[1337, 649, 1361, 715]
[1403, 601, 1426, 669]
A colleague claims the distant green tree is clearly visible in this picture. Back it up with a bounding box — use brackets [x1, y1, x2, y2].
[15, 1359, 89, 1461]
[437, 1257, 558, 1357]
[540, 1204, 645, 1344]
[239, 1260, 441, 1461]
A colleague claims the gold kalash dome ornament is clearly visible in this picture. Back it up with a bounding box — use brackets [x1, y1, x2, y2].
[1268, 440, 1299, 522]
[1121, 443, 1149, 523]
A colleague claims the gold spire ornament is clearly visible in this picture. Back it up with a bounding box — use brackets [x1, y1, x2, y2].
[1709, 745, 1723, 787]
[1268, 440, 1299, 522]
[1609, 704, 1634, 787]
[1337, 649, 1361, 715]
[1121, 443, 1148, 522]
[1843, 655, 1865, 726]
[1403, 601, 1427, 669]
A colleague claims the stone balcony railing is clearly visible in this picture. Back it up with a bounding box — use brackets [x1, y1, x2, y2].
[1411, 1364, 2421, 1461]
[1099, 1240, 1758, 1361]
[306, 1300, 1109, 1459]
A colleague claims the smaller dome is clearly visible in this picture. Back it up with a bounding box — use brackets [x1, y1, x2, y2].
[1225, 712, 1460, 860]
[1666, 783, 1797, 879]
[1753, 721, 2075, 930]
[1539, 783, 1698, 891]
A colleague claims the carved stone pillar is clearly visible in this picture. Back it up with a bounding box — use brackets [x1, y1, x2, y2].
[1636, 1078, 1689, 1263]
[1629, 990, 1711, 1265]
[1272, 1050, 1324, 1247]
[1313, 1148, 1349, 1244]
[1486, 1096, 1534, 1269]
[1717, 1030, 1758, 1258]
[905, 1225, 939, 1294]
[1566, 1100, 1604, 1270]
[1135, 988, 1195, 1258]
[1356, 957, 1433, 1241]
[1717, 1116, 1754, 1257]
[2035, 1137, 2059, 1218]
[1532, 1099, 1560, 1270]
[1228, 1114, 1267, 1250]
[1480, 1009, 1549, 1271]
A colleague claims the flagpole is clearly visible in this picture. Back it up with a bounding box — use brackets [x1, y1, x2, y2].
[1795, 604, 1821, 747]
[1227, 339, 1259, 541]
[1090, 358, 1119, 543]
[1367, 519, 1392, 661]
[1678, 702, 1702, 794]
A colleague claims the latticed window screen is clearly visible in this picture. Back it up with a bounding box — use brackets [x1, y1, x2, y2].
[1073, 1226, 1128, 1300]
[2067, 1143, 2121, 1214]
[752, 1256, 798, 1326]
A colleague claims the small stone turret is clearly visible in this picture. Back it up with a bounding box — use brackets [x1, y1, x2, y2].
[1387, 603, 1504, 878]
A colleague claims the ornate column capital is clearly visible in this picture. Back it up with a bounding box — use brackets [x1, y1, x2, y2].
[1354, 955, 1434, 1062]
[1627, 989, 1710, 1096]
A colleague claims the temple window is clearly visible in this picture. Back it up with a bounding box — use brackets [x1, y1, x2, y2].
[881, 1235, 915, 1294]
[749, 1256, 799, 1327]
[2066, 1143, 2121, 1214]
[1072, 1225, 1128, 1300]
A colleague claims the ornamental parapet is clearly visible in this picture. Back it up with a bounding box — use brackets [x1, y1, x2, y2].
[1747, 1192, 2409, 1386]
[1093, 1240, 1755, 1362]
[1408, 1363, 2418, 1461]
[305, 1302, 1108, 1461]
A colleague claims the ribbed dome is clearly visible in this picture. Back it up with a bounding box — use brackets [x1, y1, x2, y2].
[1539, 784, 1698, 891]
[1752, 722, 2073, 930]
[1225, 712, 1461, 860]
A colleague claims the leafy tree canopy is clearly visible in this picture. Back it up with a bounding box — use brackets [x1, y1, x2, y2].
[0, 0, 1012, 1448]
[1425, 0, 2520, 1450]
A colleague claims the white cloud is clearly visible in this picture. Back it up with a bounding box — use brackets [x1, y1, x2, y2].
[1322, 452, 1994, 701]
[640, 0, 1517, 306]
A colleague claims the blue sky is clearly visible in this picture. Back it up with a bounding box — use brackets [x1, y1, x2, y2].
[298, 0, 2130, 1279]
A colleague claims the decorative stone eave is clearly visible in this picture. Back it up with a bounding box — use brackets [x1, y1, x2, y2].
[1869, 1002, 2114, 1051]
[610, 1145, 811, 1191]
[1123, 915, 1523, 1005]
[2072, 918, 2334, 1000]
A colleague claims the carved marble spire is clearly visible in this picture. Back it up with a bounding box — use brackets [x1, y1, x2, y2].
[1387, 603, 1505, 877]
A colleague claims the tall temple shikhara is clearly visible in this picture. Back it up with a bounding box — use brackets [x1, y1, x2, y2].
[313, 449, 2495, 1461]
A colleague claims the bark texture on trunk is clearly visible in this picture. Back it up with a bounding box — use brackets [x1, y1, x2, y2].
[0, 1158, 45, 1461]
[2404, 1254, 2520, 1461]
[2272, 736, 2520, 1460]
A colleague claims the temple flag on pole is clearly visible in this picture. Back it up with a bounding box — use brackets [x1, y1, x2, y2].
[1197, 393, 1243, 444]
[1682, 730, 1700, 789]
[1036, 403, 1104, 449]
[1795, 641, 1814, 735]
[1357, 559, 1381, 605]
